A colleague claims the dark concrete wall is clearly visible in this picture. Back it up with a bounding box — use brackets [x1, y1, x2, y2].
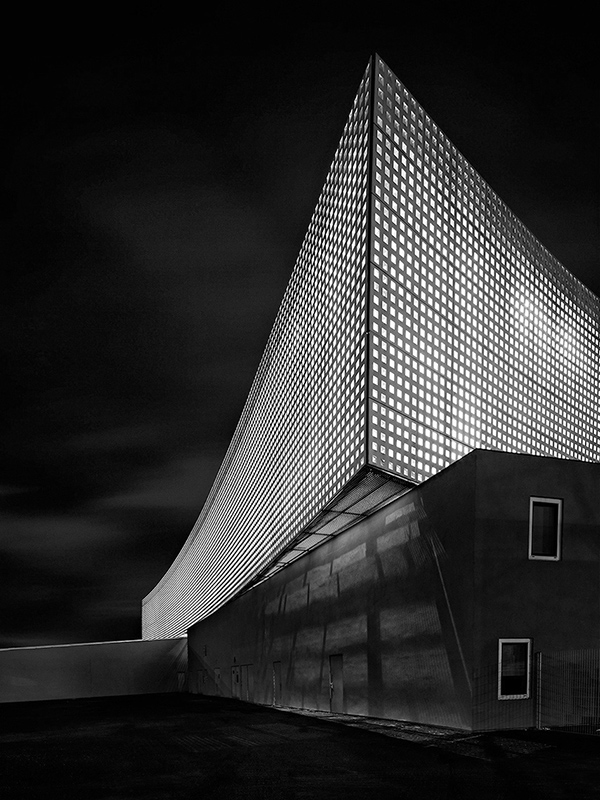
[471, 451, 600, 730]
[188, 451, 600, 731]
[0, 638, 187, 703]
[189, 465, 477, 730]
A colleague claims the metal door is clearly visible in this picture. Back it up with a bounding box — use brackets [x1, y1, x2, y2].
[231, 665, 241, 699]
[273, 661, 282, 706]
[329, 654, 344, 713]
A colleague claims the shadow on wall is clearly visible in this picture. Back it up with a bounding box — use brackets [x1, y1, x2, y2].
[188, 495, 472, 730]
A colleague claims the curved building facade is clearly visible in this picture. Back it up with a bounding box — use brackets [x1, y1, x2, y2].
[142, 56, 600, 639]
[142, 63, 374, 638]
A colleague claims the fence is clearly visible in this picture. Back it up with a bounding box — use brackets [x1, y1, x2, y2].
[471, 649, 600, 733]
[536, 649, 600, 734]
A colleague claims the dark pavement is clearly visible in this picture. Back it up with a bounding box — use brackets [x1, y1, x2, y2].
[1, 694, 599, 799]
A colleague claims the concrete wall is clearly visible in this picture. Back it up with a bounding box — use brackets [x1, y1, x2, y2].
[188, 450, 600, 731]
[189, 466, 477, 731]
[471, 451, 600, 730]
[0, 638, 187, 703]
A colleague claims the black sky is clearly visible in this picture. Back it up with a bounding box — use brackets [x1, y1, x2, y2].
[1, 12, 598, 647]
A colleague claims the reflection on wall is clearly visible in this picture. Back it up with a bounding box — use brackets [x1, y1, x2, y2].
[188, 495, 471, 730]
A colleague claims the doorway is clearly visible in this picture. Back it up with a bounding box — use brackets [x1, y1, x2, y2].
[231, 665, 241, 699]
[240, 664, 254, 702]
[272, 661, 282, 706]
[329, 654, 344, 713]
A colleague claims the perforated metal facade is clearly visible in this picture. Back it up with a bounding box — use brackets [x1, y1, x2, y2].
[142, 64, 372, 638]
[142, 56, 600, 639]
[368, 57, 600, 483]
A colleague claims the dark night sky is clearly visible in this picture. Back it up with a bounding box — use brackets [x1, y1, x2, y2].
[1, 11, 598, 647]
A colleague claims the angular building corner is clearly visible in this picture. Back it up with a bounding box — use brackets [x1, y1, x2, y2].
[142, 55, 600, 641]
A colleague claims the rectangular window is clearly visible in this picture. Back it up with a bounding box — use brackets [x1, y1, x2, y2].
[529, 497, 562, 560]
[498, 639, 531, 699]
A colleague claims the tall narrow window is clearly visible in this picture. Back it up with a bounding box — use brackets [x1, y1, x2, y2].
[498, 639, 531, 699]
[529, 497, 562, 560]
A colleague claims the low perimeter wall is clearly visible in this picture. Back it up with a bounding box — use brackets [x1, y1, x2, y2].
[0, 638, 187, 703]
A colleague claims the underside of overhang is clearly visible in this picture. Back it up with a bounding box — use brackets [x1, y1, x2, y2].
[239, 467, 416, 593]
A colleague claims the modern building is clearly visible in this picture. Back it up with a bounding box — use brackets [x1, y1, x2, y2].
[143, 54, 600, 640]
[142, 55, 600, 729]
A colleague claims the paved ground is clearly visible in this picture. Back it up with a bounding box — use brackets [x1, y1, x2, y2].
[1, 694, 599, 799]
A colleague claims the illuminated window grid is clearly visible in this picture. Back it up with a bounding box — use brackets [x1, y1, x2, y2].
[143, 67, 372, 638]
[368, 56, 600, 483]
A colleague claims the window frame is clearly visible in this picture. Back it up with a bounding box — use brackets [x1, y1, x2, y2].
[498, 638, 532, 700]
[528, 496, 563, 561]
